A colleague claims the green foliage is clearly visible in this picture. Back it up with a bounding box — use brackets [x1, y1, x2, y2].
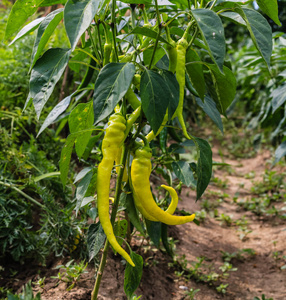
[7, 281, 41, 300]
[51, 259, 88, 291]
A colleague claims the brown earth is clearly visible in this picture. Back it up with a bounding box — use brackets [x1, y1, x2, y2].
[1, 132, 286, 300]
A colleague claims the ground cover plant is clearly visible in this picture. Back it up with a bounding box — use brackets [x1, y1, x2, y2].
[2, 0, 285, 299]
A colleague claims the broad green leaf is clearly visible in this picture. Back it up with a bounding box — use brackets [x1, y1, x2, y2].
[186, 48, 205, 101]
[271, 84, 286, 113]
[234, 7, 272, 67]
[5, 0, 45, 40]
[64, 0, 103, 51]
[196, 95, 223, 134]
[75, 171, 93, 214]
[219, 11, 246, 26]
[69, 102, 94, 159]
[206, 64, 236, 115]
[172, 160, 196, 188]
[191, 9, 225, 72]
[87, 223, 106, 262]
[31, 9, 64, 69]
[161, 70, 180, 119]
[143, 46, 166, 66]
[145, 220, 161, 248]
[37, 92, 75, 137]
[59, 134, 76, 187]
[256, 0, 281, 26]
[274, 141, 286, 164]
[124, 252, 143, 297]
[9, 17, 45, 45]
[27, 48, 71, 118]
[124, 193, 144, 235]
[194, 137, 212, 200]
[140, 70, 171, 133]
[93, 63, 135, 123]
[74, 167, 93, 183]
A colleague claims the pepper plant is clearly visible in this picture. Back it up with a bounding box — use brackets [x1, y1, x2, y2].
[5, 0, 280, 298]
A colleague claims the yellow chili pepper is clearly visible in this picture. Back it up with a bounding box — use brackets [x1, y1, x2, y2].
[97, 113, 135, 267]
[131, 146, 195, 225]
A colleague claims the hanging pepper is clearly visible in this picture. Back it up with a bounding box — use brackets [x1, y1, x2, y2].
[131, 146, 195, 225]
[97, 113, 135, 267]
[174, 37, 191, 139]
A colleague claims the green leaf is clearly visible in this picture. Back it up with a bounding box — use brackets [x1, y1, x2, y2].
[172, 160, 196, 188]
[87, 223, 106, 262]
[124, 252, 143, 297]
[206, 64, 236, 115]
[114, 220, 128, 247]
[161, 70, 180, 119]
[34, 171, 60, 182]
[274, 141, 286, 164]
[196, 95, 223, 133]
[143, 46, 166, 66]
[93, 63, 135, 123]
[140, 70, 170, 133]
[69, 101, 94, 159]
[145, 219, 161, 248]
[37, 92, 75, 137]
[27, 48, 71, 118]
[271, 84, 286, 113]
[59, 134, 76, 187]
[256, 0, 281, 26]
[191, 9, 225, 72]
[75, 171, 93, 214]
[235, 7, 272, 67]
[74, 167, 93, 183]
[129, 27, 170, 45]
[31, 9, 64, 69]
[161, 224, 173, 257]
[194, 137, 212, 200]
[9, 17, 45, 45]
[64, 0, 103, 51]
[5, 0, 45, 40]
[186, 48, 205, 101]
[124, 193, 145, 235]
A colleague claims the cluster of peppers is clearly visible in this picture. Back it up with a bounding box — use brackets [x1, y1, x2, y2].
[96, 29, 194, 266]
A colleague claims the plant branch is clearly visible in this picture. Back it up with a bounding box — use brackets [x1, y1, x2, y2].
[111, 0, 118, 62]
[0, 181, 45, 209]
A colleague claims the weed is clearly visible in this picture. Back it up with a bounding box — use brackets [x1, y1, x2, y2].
[216, 283, 229, 294]
[216, 213, 234, 226]
[184, 288, 200, 300]
[221, 248, 256, 262]
[51, 260, 88, 291]
[253, 295, 273, 300]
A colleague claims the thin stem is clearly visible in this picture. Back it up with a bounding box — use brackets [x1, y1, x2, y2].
[96, 23, 104, 58]
[0, 181, 45, 209]
[149, 26, 162, 69]
[138, 134, 149, 146]
[210, 0, 218, 10]
[182, 20, 195, 40]
[111, 0, 118, 62]
[87, 27, 101, 64]
[91, 146, 128, 300]
[187, 26, 198, 49]
[73, 48, 100, 65]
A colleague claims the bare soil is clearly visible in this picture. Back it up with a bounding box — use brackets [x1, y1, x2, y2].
[1, 131, 286, 300]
